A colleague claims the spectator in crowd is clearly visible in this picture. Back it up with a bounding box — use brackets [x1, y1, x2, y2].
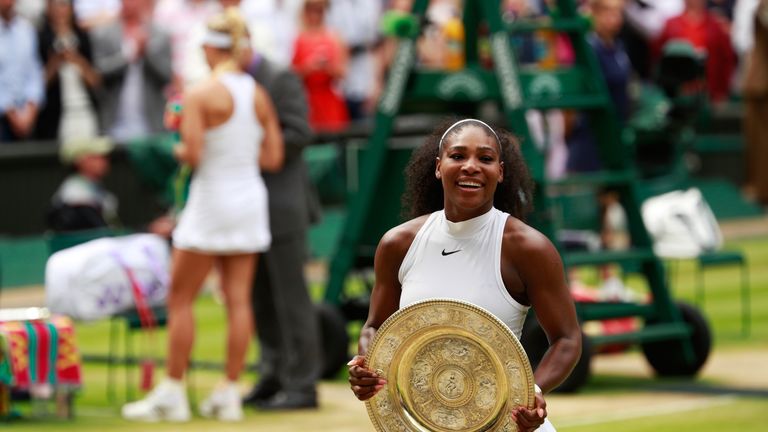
[239, 32, 322, 411]
[35, 0, 102, 141]
[292, 0, 349, 132]
[230, 0, 303, 68]
[0, 0, 44, 143]
[90, 0, 172, 144]
[742, 0, 768, 204]
[153, 0, 218, 91]
[587, 0, 631, 122]
[73, 0, 120, 29]
[327, 0, 383, 121]
[654, 0, 737, 104]
[48, 136, 118, 231]
[565, 0, 631, 173]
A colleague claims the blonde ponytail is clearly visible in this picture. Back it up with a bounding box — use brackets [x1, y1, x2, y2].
[206, 6, 249, 59]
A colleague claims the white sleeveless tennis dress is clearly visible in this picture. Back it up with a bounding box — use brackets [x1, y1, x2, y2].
[399, 207, 556, 432]
[172, 72, 271, 254]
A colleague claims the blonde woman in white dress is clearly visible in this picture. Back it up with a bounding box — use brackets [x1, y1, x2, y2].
[122, 7, 284, 422]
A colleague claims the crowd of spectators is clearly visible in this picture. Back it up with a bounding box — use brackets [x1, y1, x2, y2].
[0, 0, 764, 150]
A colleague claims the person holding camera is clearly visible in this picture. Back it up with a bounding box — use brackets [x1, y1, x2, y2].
[35, 0, 102, 141]
[291, 0, 349, 132]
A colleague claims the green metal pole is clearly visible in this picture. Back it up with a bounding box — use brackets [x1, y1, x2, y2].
[324, 1, 427, 304]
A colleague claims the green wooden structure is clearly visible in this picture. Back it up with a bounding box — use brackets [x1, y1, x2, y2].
[324, 0, 711, 390]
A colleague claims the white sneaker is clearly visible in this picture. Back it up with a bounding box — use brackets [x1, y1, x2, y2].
[122, 378, 191, 422]
[199, 382, 243, 422]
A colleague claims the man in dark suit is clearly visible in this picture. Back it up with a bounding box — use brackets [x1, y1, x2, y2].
[240, 44, 321, 410]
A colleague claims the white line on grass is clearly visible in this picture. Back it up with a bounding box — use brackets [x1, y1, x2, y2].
[556, 395, 738, 428]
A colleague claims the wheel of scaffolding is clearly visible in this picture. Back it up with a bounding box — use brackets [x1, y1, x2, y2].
[642, 302, 712, 377]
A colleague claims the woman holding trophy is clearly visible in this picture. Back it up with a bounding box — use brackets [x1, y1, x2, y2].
[348, 118, 581, 432]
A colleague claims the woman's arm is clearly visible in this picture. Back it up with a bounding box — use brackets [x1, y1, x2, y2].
[43, 51, 63, 85]
[65, 49, 101, 89]
[503, 220, 581, 431]
[254, 83, 284, 173]
[72, 31, 101, 90]
[329, 33, 348, 80]
[349, 218, 424, 401]
[176, 87, 206, 168]
[518, 230, 581, 393]
[357, 229, 405, 356]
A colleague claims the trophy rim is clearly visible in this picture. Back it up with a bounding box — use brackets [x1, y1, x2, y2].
[364, 298, 535, 432]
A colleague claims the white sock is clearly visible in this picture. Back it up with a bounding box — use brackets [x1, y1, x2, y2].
[220, 380, 239, 393]
[162, 377, 186, 392]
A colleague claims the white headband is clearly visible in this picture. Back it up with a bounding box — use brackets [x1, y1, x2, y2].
[202, 29, 233, 48]
[438, 119, 501, 154]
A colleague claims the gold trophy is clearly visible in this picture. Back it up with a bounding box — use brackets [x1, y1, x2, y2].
[365, 298, 535, 431]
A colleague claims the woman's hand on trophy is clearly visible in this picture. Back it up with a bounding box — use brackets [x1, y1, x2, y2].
[511, 391, 547, 432]
[348, 355, 387, 401]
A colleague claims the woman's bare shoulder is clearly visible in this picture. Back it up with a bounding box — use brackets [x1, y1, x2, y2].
[183, 78, 218, 103]
[502, 216, 559, 261]
[377, 215, 431, 257]
[188, 75, 230, 97]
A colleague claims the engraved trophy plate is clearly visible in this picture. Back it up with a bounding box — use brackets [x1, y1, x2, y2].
[365, 298, 535, 432]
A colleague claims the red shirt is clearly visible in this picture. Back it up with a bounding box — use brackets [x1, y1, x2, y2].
[655, 13, 736, 102]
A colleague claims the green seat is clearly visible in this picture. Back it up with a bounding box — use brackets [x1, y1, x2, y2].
[109, 305, 170, 403]
[695, 250, 750, 336]
[47, 227, 116, 255]
[666, 248, 750, 337]
[551, 188, 601, 232]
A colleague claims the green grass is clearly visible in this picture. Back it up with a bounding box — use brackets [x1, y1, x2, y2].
[3, 237, 768, 429]
[73, 293, 257, 365]
[561, 398, 768, 432]
[659, 238, 768, 345]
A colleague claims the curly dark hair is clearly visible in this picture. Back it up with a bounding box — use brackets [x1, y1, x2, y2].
[402, 118, 534, 220]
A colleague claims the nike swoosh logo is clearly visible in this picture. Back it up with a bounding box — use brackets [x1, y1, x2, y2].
[441, 249, 461, 256]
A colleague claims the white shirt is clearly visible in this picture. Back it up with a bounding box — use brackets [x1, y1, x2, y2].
[399, 208, 530, 339]
[0, 14, 44, 112]
[326, 0, 383, 100]
[109, 61, 149, 143]
[732, 0, 761, 55]
[240, 0, 302, 67]
[625, 0, 684, 40]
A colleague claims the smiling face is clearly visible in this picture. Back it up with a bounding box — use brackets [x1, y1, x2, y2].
[436, 124, 504, 221]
